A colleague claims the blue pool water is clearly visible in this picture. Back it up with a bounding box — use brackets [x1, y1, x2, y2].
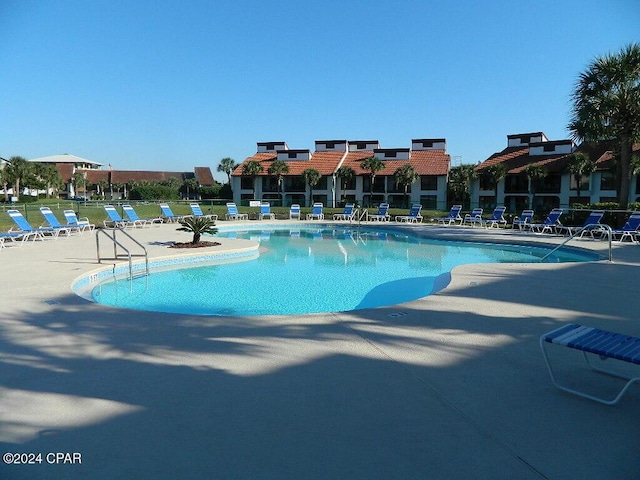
[91, 226, 599, 316]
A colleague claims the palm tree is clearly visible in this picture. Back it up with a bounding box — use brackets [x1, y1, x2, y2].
[72, 171, 87, 199]
[267, 159, 289, 205]
[35, 163, 62, 199]
[176, 216, 218, 244]
[183, 178, 199, 200]
[335, 165, 355, 204]
[483, 163, 508, 207]
[241, 160, 263, 199]
[0, 166, 9, 202]
[5, 156, 32, 200]
[393, 164, 419, 207]
[360, 156, 385, 206]
[301, 168, 321, 206]
[217, 157, 237, 186]
[566, 152, 596, 199]
[97, 179, 110, 199]
[447, 164, 477, 208]
[524, 164, 548, 211]
[569, 43, 640, 209]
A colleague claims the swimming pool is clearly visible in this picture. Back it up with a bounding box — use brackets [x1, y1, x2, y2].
[87, 226, 601, 316]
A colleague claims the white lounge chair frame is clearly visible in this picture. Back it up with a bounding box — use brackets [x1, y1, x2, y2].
[541, 324, 640, 405]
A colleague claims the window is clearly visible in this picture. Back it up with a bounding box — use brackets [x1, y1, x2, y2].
[504, 174, 528, 193]
[288, 152, 297, 159]
[420, 175, 438, 190]
[570, 174, 591, 192]
[600, 172, 616, 190]
[385, 151, 397, 158]
[240, 177, 253, 189]
[536, 174, 561, 193]
[262, 177, 279, 192]
[362, 175, 385, 193]
[479, 173, 495, 191]
[543, 144, 555, 152]
[422, 141, 433, 148]
[285, 176, 306, 191]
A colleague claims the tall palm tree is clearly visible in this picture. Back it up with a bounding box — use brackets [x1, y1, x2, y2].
[0, 166, 9, 202]
[484, 163, 508, 207]
[360, 156, 385, 206]
[393, 164, 419, 207]
[524, 164, 548, 211]
[241, 160, 263, 199]
[183, 178, 199, 200]
[267, 159, 289, 205]
[5, 156, 32, 200]
[34, 163, 62, 199]
[217, 157, 237, 186]
[447, 164, 477, 208]
[566, 152, 596, 199]
[569, 43, 640, 209]
[72, 171, 87, 199]
[301, 168, 321, 206]
[335, 165, 355, 204]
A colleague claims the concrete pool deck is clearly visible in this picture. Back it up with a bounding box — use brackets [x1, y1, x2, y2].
[0, 221, 639, 479]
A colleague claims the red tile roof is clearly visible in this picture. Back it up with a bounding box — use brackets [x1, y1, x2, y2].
[477, 147, 572, 174]
[233, 151, 346, 176]
[340, 150, 450, 176]
[194, 167, 215, 186]
[109, 170, 192, 184]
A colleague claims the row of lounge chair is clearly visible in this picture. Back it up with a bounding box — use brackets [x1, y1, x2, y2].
[434, 204, 640, 242]
[302, 203, 424, 223]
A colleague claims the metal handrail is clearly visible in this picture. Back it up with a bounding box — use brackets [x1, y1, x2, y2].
[356, 208, 368, 225]
[96, 228, 149, 279]
[540, 224, 613, 263]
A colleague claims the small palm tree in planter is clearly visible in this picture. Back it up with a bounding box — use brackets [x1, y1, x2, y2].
[175, 216, 219, 247]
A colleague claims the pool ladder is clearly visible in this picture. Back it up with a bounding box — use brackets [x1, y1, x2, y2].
[96, 228, 149, 280]
[539, 224, 613, 262]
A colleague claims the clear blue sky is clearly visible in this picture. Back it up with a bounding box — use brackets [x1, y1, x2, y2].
[2, 0, 638, 181]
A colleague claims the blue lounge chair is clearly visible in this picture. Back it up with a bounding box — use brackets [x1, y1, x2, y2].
[63, 210, 95, 233]
[7, 209, 62, 240]
[463, 208, 483, 227]
[512, 209, 534, 230]
[611, 212, 640, 243]
[307, 203, 324, 220]
[395, 204, 423, 223]
[434, 205, 463, 225]
[122, 204, 163, 226]
[481, 206, 507, 228]
[333, 204, 356, 221]
[289, 204, 301, 220]
[0, 231, 34, 247]
[367, 203, 390, 222]
[104, 205, 136, 228]
[190, 203, 219, 221]
[258, 202, 275, 220]
[159, 203, 185, 223]
[557, 210, 605, 237]
[529, 209, 563, 234]
[39, 207, 79, 235]
[225, 203, 248, 221]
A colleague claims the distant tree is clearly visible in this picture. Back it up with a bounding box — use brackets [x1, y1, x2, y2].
[35, 163, 63, 199]
[524, 164, 548, 211]
[447, 164, 477, 207]
[483, 163, 508, 207]
[182, 178, 199, 200]
[241, 160, 263, 199]
[5, 156, 32, 199]
[267, 159, 290, 205]
[566, 152, 596, 199]
[336, 166, 355, 204]
[96, 179, 110, 199]
[217, 157, 237, 185]
[72, 171, 87, 199]
[569, 43, 640, 209]
[301, 168, 322, 206]
[360, 156, 385, 205]
[0, 167, 9, 201]
[393, 164, 419, 207]
[176, 216, 218, 245]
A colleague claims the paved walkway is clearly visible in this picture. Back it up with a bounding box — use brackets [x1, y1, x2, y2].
[0, 222, 639, 479]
